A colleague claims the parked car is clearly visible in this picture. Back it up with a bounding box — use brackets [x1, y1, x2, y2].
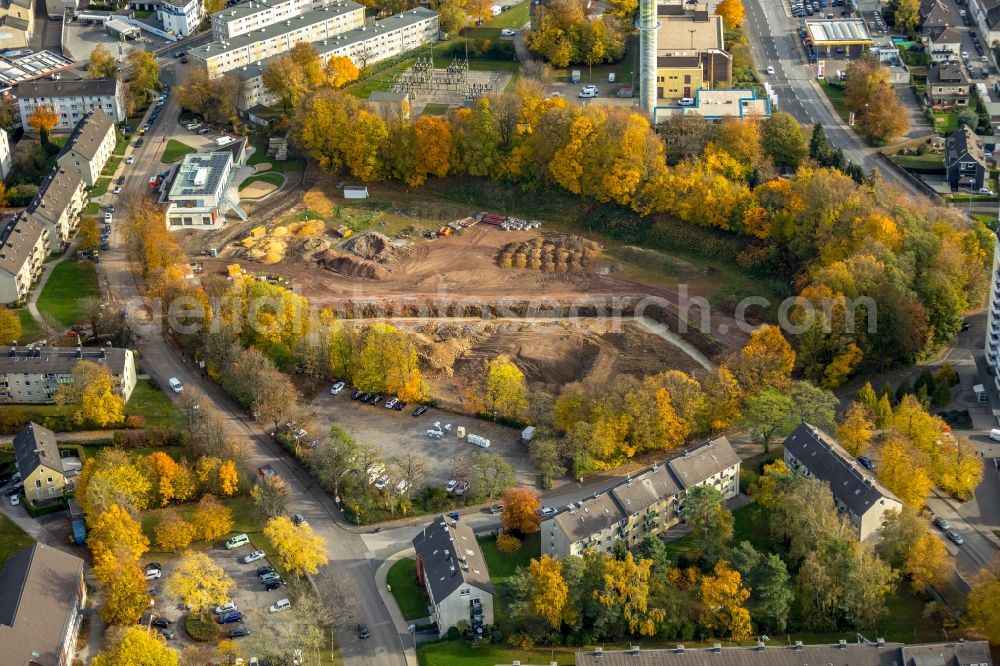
[269, 598, 292, 613]
[241, 550, 266, 564]
[117, 175, 126, 185]
[358, 392, 372, 402]
[104, 213, 113, 223]
[579, 84, 598, 98]
[857, 456, 875, 471]
[135, 137, 144, 147]
[168, 377, 183, 393]
[292, 513, 308, 526]
[394, 401, 407, 411]
[151, 618, 172, 629]
[766, 65, 775, 75]
[946, 530, 964, 545]
[454, 480, 470, 496]
[260, 572, 281, 584]
[370, 394, 384, 405]
[677, 97, 695, 106]
[500, 28, 516, 36]
[933, 516, 951, 531]
[351, 390, 365, 400]
[9, 493, 19, 506]
[445, 479, 458, 493]
[198, 128, 211, 135]
[413, 406, 428, 417]
[374, 474, 391, 490]
[257, 565, 276, 576]
[218, 611, 243, 624]
[541, 506, 556, 516]
[160, 628, 176, 640]
[145, 568, 161, 580]
[385, 397, 398, 409]
[357, 624, 370, 639]
[126, 156, 134, 164]
[264, 579, 285, 590]
[489, 503, 504, 514]
[331, 381, 346, 394]
[214, 601, 237, 615]
[229, 626, 251, 638]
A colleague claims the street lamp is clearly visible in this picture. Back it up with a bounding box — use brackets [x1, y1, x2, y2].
[146, 598, 155, 633]
[864, 102, 869, 141]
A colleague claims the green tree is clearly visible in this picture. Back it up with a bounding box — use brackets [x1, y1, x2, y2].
[762, 112, 808, 169]
[89, 44, 119, 79]
[684, 485, 734, 565]
[739, 388, 794, 452]
[893, 0, 920, 32]
[808, 122, 831, 163]
[472, 452, 516, 498]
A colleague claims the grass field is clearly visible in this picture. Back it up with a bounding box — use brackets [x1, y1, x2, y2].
[114, 131, 128, 156]
[480, 1, 530, 29]
[934, 112, 958, 136]
[0, 514, 34, 575]
[84, 201, 101, 216]
[891, 153, 945, 171]
[387, 558, 430, 620]
[36, 261, 100, 328]
[478, 532, 538, 579]
[247, 140, 306, 172]
[422, 103, 451, 115]
[91, 177, 111, 197]
[239, 171, 286, 192]
[14, 308, 42, 344]
[161, 139, 196, 164]
[418, 642, 577, 666]
[125, 379, 180, 428]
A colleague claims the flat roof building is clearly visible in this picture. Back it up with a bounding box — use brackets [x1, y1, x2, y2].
[653, 88, 770, 123]
[805, 18, 872, 46]
[165, 151, 245, 229]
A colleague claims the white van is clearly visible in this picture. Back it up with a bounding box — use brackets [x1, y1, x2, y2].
[226, 534, 250, 549]
[678, 97, 695, 106]
[989, 429, 1000, 442]
[269, 598, 292, 613]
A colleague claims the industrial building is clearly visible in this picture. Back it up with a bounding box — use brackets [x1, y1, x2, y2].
[654, 1, 731, 103]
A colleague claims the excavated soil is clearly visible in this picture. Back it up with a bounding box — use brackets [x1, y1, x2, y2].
[321, 252, 390, 280]
[342, 231, 400, 264]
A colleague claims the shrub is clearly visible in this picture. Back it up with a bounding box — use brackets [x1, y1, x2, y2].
[446, 626, 461, 641]
[125, 414, 145, 429]
[186, 613, 222, 642]
[508, 632, 536, 649]
[935, 363, 959, 387]
[496, 533, 522, 553]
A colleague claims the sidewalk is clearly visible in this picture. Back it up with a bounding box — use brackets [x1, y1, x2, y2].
[376, 548, 419, 666]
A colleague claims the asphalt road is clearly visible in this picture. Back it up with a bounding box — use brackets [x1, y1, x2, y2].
[98, 65, 409, 666]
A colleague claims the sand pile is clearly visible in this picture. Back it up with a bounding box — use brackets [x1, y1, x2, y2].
[498, 235, 601, 271]
[320, 250, 390, 279]
[343, 232, 398, 264]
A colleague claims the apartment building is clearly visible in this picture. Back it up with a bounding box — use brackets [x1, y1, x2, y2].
[0, 345, 138, 404]
[129, 0, 203, 37]
[26, 167, 86, 253]
[0, 127, 10, 180]
[655, 0, 731, 103]
[190, 1, 365, 77]
[0, 213, 49, 305]
[0, 0, 34, 50]
[542, 437, 741, 558]
[926, 62, 971, 107]
[55, 110, 116, 187]
[212, 0, 333, 39]
[165, 151, 242, 229]
[783, 423, 903, 542]
[17, 78, 125, 131]
[234, 7, 439, 110]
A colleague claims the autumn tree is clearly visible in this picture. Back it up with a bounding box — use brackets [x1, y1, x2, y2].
[77, 450, 152, 519]
[732, 324, 795, 392]
[354, 323, 425, 401]
[0, 306, 21, 344]
[715, 0, 744, 28]
[893, 0, 920, 33]
[155, 509, 196, 551]
[607, 0, 637, 19]
[967, 559, 1000, 643]
[165, 551, 235, 616]
[92, 626, 179, 666]
[264, 516, 329, 576]
[324, 55, 359, 88]
[684, 484, 734, 565]
[27, 106, 58, 143]
[101, 566, 151, 625]
[835, 403, 875, 457]
[55, 361, 126, 427]
[597, 553, 665, 636]
[739, 388, 794, 452]
[251, 475, 291, 521]
[89, 503, 150, 581]
[89, 44, 119, 79]
[502, 488, 542, 535]
[484, 355, 528, 420]
[191, 494, 235, 541]
[761, 112, 807, 169]
[700, 561, 752, 640]
[127, 50, 161, 101]
[529, 556, 569, 629]
[289, 42, 325, 88]
[844, 53, 908, 144]
[905, 533, 950, 593]
[218, 460, 239, 496]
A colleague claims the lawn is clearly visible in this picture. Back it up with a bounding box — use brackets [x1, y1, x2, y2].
[972, 212, 997, 229]
[387, 557, 431, 620]
[14, 308, 42, 344]
[891, 153, 945, 171]
[114, 131, 128, 156]
[36, 261, 100, 329]
[125, 379, 180, 428]
[347, 57, 417, 98]
[479, 1, 530, 29]
[421, 103, 451, 115]
[239, 171, 286, 192]
[84, 201, 101, 216]
[477, 532, 539, 580]
[247, 140, 306, 172]
[0, 514, 34, 575]
[418, 642, 576, 666]
[91, 177, 111, 197]
[161, 139, 196, 164]
[934, 112, 958, 136]
[818, 80, 850, 124]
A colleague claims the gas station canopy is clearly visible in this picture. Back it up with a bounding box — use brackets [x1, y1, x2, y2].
[805, 19, 873, 46]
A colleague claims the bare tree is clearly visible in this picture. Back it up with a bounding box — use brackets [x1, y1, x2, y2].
[451, 453, 472, 482]
[393, 452, 428, 501]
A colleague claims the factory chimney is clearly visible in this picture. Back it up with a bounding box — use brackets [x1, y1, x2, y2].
[637, 0, 660, 116]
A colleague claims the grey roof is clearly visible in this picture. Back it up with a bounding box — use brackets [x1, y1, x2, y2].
[60, 110, 114, 161]
[412, 515, 493, 602]
[929, 25, 964, 43]
[609, 464, 682, 516]
[783, 423, 901, 517]
[168, 152, 232, 198]
[921, 0, 956, 26]
[575, 644, 911, 666]
[668, 436, 741, 488]
[0, 543, 84, 666]
[212, 0, 292, 24]
[17, 77, 119, 99]
[12, 422, 60, 478]
[28, 167, 83, 225]
[227, 6, 438, 80]
[0, 346, 132, 378]
[901, 642, 993, 666]
[550, 491, 627, 543]
[946, 125, 984, 167]
[657, 55, 701, 68]
[0, 213, 46, 278]
[805, 18, 872, 44]
[928, 62, 969, 85]
[191, 1, 364, 62]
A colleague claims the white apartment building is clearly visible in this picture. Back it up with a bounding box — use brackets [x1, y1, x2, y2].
[235, 6, 440, 111]
[0, 127, 10, 180]
[55, 110, 116, 187]
[0, 0, 34, 49]
[986, 230, 1000, 380]
[190, 1, 365, 78]
[165, 151, 242, 229]
[0, 213, 49, 305]
[26, 167, 85, 254]
[17, 79, 126, 131]
[541, 437, 741, 558]
[129, 0, 203, 37]
[212, 0, 333, 39]
[0, 346, 138, 404]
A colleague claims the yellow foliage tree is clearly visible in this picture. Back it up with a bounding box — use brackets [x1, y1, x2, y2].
[596, 553, 665, 637]
[191, 494, 235, 542]
[55, 361, 126, 427]
[529, 556, 569, 629]
[90, 504, 150, 583]
[699, 561, 752, 641]
[933, 437, 984, 500]
[144, 452, 196, 506]
[715, 0, 744, 28]
[967, 560, 1000, 643]
[324, 55, 359, 88]
[27, 105, 58, 135]
[835, 403, 875, 457]
[822, 342, 864, 389]
[484, 355, 528, 420]
[101, 566, 152, 626]
[0, 306, 21, 344]
[218, 460, 239, 496]
[876, 435, 932, 508]
[733, 324, 795, 391]
[155, 510, 196, 552]
[164, 551, 235, 615]
[264, 516, 329, 577]
[77, 450, 152, 521]
[905, 533, 950, 593]
[496, 533, 522, 553]
[92, 626, 179, 666]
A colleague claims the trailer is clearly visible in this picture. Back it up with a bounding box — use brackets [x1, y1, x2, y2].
[71, 519, 87, 545]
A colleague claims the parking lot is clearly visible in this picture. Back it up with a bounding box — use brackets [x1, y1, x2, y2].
[309, 389, 536, 491]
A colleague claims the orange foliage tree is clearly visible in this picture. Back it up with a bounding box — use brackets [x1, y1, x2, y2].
[502, 488, 541, 535]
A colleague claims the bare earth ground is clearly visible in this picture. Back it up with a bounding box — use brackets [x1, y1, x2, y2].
[241, 182, 279, 199]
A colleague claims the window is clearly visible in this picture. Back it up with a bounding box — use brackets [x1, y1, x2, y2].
[35, 480, 42, 488]
[460, 587, 471, 596]
[47, 477, 53, 484]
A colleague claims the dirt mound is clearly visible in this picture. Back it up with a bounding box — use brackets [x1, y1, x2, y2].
[320, 251, 390, 279]
[498, 234, 601, 271]
[343, 232, 398, 264]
